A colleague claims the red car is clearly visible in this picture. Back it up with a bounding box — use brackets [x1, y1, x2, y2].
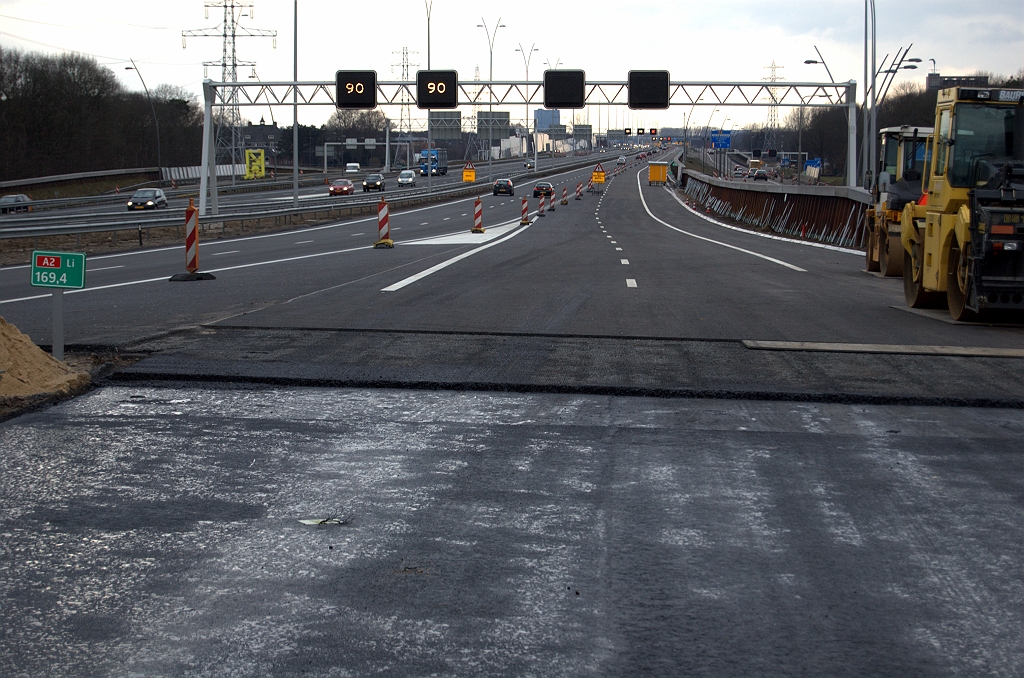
[329, 179, 354, 196]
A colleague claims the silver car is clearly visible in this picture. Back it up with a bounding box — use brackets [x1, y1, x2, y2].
[397, 169, 417, 187]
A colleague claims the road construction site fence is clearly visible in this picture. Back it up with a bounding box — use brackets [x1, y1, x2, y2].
[679, 170, 871, 250]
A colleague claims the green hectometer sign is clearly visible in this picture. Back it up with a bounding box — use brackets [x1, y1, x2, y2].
[31, 250, 86, 289]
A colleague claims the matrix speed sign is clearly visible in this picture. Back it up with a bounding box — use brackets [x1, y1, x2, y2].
[31, 251, 86, 289]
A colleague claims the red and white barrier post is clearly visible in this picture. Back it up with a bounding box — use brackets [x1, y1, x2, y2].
[575, 182, 583, 200]
[520, 197, 530, 225]
[560, 187, 569, 205]
[374, 200, 393, 248]
[538, 194, 546, 217]
[169, 197, 216, 281]
[548, 190, 556, 211]
[587, 178, 594, 193]
[472, 197, 485, 233]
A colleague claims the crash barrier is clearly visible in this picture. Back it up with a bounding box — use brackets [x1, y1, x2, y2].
[679, 170, 872, 250]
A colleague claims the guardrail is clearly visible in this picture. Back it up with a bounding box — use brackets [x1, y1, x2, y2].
[0, 155, 605, 242]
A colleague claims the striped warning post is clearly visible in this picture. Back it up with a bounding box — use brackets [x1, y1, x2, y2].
[560, 187, 568, 205]
[374, 200, 394, 248]
[538, 194, 546, 217]
[575, 183, 583, 200]
[520, 197, 530, 225]
[472, 197, 485, 233]
[184, 199, 199, 273]
[587, 178, 593, 193]
[548, 190, 555, 211]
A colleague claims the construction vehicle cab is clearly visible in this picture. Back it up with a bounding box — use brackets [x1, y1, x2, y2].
[865, 125, 933, 276]
[901, 86, 1024, 320]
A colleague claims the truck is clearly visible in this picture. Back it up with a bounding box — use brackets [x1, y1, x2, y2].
[864, 125, 933, 276]
[900, 85, 1024, 320]
[419, 149, 449, 176]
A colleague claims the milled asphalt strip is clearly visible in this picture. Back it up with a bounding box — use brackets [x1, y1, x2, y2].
[744, 340, 1024, 358]
[634, 170, 807, 272]
[382, 217, 536, 292]
[664, 186, 863, 256]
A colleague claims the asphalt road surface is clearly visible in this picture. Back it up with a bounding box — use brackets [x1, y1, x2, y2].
[1, 152, 1022, 676]
[1, 385, 1021, 677]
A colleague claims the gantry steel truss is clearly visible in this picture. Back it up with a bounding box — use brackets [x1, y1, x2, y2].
[206, 79, 854, 109]
[198, 78, 861, 215]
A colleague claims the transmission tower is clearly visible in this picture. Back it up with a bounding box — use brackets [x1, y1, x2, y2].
[183, 1, 277, 176]
[391, 47, 418, 134]
[762, 61, 784, 153]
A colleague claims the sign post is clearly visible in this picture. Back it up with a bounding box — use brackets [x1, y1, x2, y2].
[30, 250, 86, 361]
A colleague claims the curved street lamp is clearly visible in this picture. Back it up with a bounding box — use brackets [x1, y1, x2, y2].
[478, 17, 506, 180]
[126, 59, 162, 186]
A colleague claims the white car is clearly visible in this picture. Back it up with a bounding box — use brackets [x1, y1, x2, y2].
[616, 155, 627, 165]
[397, 169, 417, 187]
[345, 163, 360, 174]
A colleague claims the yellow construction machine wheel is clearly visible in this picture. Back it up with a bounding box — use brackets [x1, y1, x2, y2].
[903, 244, 945, 309]
[946, 239, 978, 321]
[878, 229, 903, 277]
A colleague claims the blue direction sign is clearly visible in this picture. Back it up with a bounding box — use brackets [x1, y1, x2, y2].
[710, 130, 732, 149]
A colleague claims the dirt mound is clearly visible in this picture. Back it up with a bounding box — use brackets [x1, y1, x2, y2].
[0, 316, 90, 399]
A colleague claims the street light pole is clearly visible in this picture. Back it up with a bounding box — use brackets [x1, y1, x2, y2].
[516, 43, 538, 159]
[478, 17, 505, 182]
[292, 0, 299, 208]
[424, 0, 433, 68]
[126, 59, 162, 187]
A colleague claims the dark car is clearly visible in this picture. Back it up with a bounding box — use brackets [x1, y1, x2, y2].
[753, 169, 769, 181]
[329, 179, 355, 196]
[533, 182, 554, 198]
[0, 194, 33, 214]
[493, 179, 514, 196]
[127, 188, 167, 210]
[362, 174, 385, 192]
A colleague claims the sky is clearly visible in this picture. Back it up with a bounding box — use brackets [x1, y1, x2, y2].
[1, 0, 1022, 132]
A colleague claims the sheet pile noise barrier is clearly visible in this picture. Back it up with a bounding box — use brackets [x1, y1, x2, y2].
[682, 177, 869, 250]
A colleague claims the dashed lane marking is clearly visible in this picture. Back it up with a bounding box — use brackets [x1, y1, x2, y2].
[626, 279, 637, 288]
[210, 250, 240, 256]
[621, 259, 629, 265]
[86, 265, 124, 272]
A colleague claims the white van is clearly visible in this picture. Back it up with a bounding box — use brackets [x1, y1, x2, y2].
[345, 163, 360, 174]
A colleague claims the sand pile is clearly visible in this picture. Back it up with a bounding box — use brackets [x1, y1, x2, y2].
[0, 316, 90, 399]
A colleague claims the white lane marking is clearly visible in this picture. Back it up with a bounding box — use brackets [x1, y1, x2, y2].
[87, 265, 124, 272]
[637, 170, 806, 272]
[210, 250, 240, 256]
[606, 235, 612, 238]
[664, 186, 861, 256]
[0, 244, 374, 305]
[461, 213, 468, 216]
[615, 247, 622, 251]
[611, 241, 617, 244]
[626, 279, 637, 288]
[294, 240, 314, 244]
[621, 259, 629, 265]
[382, 218, 535, 292]
[443, 217, 451, 221]
[350, 232, 365, 236]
